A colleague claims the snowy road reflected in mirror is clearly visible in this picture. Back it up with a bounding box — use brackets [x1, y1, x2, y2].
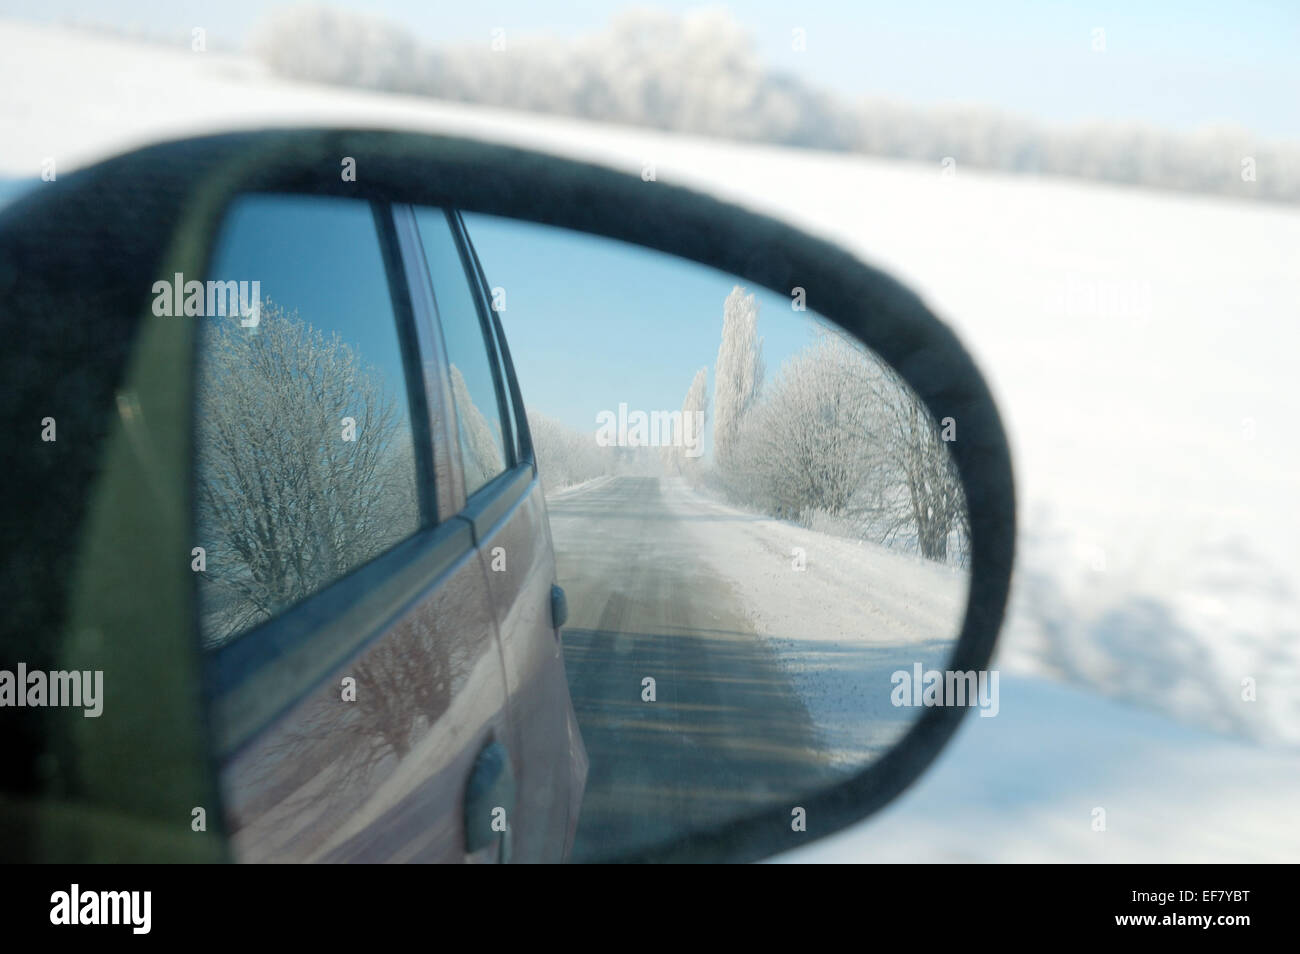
[465, 213, 971, 860]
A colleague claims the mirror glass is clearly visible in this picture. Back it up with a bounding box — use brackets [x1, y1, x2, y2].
[193, 194, 973, 862]
[463, 214, 972, 859]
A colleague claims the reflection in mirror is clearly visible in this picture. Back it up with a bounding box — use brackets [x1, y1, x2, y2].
[194, 195, 422, 650]
[464, 214, 972, 860]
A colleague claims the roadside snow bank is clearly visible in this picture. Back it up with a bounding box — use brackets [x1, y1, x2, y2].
[541, 474, 615, 501]
[660, 478, 969, 767]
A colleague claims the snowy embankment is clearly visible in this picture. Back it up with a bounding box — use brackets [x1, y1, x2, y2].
[541, 474, 615, 501]
[774, 674, 1300, 863]
[659, 477, 968, 768]
[4, 18, 1297, 860]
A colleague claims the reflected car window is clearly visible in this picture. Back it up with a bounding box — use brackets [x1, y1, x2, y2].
[414, 207, 508, 496]
[194, 194, 423, 649]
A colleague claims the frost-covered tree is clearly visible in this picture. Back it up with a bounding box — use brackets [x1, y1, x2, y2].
[666, 367, 709, 476]
[194, 301, 418, 645]
[726, 331, 967, 562]
[867, 366, 967, 562]
[713, 287, 763, 476]
[817, 333, 965, 561]
[735, 337, 871, 518]
[527, 410, 613, 494]
[250, 5, 428, 94]
[251, 5, 1300, 204]
[447, 363, 505, 492]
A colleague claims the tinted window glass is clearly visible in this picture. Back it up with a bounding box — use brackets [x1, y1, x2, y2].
[195, 194, 422, 648]
[415, 207, 508, 495]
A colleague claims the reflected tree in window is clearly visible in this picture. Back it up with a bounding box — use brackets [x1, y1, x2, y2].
[447, 363, 505, 493]
[195, 301, 419, 646]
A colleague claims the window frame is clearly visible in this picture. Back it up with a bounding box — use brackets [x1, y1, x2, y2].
[403, 205, 537, 543]
[411, 207, 517, 491]
[452, 210, 536, 471]
[446, 209, 519, 471]
[391, 204, 467, 522]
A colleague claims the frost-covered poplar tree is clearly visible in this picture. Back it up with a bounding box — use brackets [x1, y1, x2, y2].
[713, 287, 763, 475]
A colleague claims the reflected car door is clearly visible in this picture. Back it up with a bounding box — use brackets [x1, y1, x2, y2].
[201, 194, 515, 863]
[408, 206, 587, 863]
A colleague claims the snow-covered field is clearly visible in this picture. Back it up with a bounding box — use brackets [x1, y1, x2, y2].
[776, 675, 1300, 863]
[5, 18, 1297, 861]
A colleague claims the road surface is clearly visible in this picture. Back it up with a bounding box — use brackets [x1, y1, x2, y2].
[548, 475, 961, 861]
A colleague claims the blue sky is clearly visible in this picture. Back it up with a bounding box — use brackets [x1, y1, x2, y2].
[464, 212, 827, 442]
[2, 0, 1297, 137]
[207, 194, 413, 426]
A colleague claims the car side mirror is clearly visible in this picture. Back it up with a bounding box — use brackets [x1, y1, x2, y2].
[0, 129, 1014, 863]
